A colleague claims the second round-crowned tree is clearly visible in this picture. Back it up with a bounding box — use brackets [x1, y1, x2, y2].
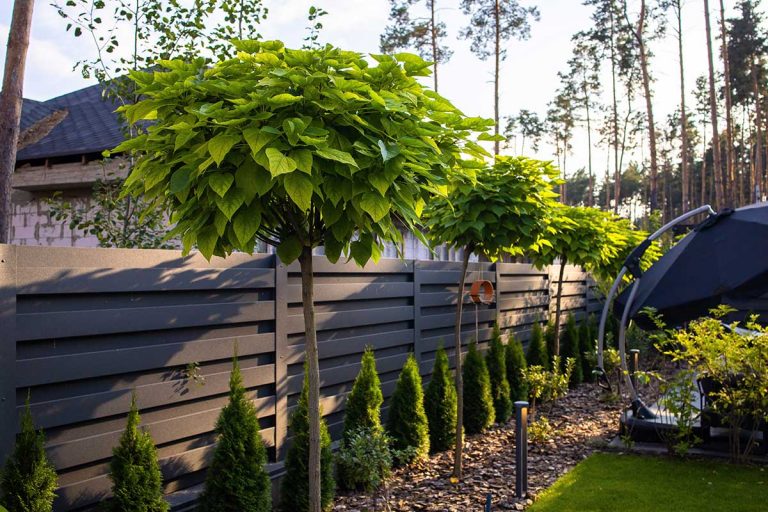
[424, 156, 558, 478]
[117, 41, 491, 510]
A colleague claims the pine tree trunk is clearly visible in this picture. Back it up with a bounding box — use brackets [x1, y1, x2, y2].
[553, 258, 566, 358]
[704, 0, 724, 209]
[430, 0, 439, 92]
[635, 0, 659, 212]
[0, 0, 35, 243]
[719, 0, 736, 206]
[584, 78, 594, 207]
[493, 0, 501, 156]
[701, 122, 708, 206]
[453, 246, 472, 479]
[676, 2, 690, 212]
[752, 61, 764, 202]
[609, 2, 620, 214]
[298, 247, 322, 512]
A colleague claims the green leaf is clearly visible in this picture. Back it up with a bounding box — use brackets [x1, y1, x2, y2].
[324, 236, 344, 263]
[197, 226, 218, 260]
[170, 167, 193, 194]
[276, 235, 303, 264]
[265, 148, 297, 176]
[215, 188, 245, 220]
[291, 149, 313, 174]
[243, 127, 279, 155]
[233, 203, 262, 247]
[208, 133, 240, 165]
[350, 237, 373, 266]
[359, 192, 389, 222]
[236, 159, 273, 201]
[284, 172, 313, 210]
[174, 129, 197, 151]
[124, 100, 157, 124]
[208, 173, 234, 198]
[377, 140, 400, 162]
[268, 93, 303, 106]
[316, 148, 358, 168]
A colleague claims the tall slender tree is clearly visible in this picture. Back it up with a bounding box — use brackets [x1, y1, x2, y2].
[460, 0, 540, 155]
[380, 0, 453, 91]
[0, 0, 34, 243]
[704, 0, 726, 208]
[670, 0, 691, 212]
[719, 0, 737, 205]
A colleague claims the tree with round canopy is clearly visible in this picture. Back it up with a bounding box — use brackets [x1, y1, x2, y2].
[530, 205, 654, 356]
[114, 41, 491, 511]
[423, 156, 559, 479]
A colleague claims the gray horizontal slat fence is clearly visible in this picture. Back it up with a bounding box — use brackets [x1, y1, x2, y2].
[0, 245, 594, 511]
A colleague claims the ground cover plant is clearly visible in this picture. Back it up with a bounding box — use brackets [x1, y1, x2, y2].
[529, 452, 768, 512]
[118, 40, 491, 511]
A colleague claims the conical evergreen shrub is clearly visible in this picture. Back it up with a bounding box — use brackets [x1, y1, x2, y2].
[525, 321, 549, 369]
[199, 356, 270, 512]
[387, 354, 429, 463]
[0, 396, 57, 512]
[343, 347, 383, 441]
[486, 325, 513, 423]
[544, 321, 557, 367]
[424, 345, 457, 453]
[281, 365, 335, 512]
[462, 341, 495, 434]
[505, 334, 529, 402]
[579, 316, 596, 383]
[560, 314, 583, 386]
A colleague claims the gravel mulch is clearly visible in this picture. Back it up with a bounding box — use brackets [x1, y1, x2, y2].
[333, 384, 623, 511]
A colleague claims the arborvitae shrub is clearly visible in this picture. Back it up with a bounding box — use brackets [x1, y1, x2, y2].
[0, 396, 57, 512]
[462, 341, 495, 434]
[560, 314, 583, 387]
[505, 335, 529, 402]
[424, 345, 457, 453]
[199, 356, 270, 512]
[544, 321, 557, 367]
[343, 347, 383, 441]
[486, 325, 513, 423]
[387, 354, 429, 463]
[579, 316, 596, 383]
[281, 366, 335, 512]
[525, 322, 549, 369]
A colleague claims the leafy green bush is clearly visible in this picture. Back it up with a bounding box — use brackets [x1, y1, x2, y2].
[486, 325, 512, 423]
[462, 341, 495, 434]
[343, 347, 383, 441]
[505, 335, 529, 402]
[281, 366, 335, 512]
[335, 427, 393, 492]
[199, 357, 270, 512]
[108, 395, 168, 512]
[387, 354, 429, 463]
[0, 396, 57, 512]
[524, 356, 574, 419]
[525, 321, 549, 369]
[424, 345, 457, 453]
[560, 314, 583, 386]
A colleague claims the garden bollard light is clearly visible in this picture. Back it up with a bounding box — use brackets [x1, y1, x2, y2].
[515, 401, 529, 499]
[485, 493, 492, 511]
[629, 349, 640, 390]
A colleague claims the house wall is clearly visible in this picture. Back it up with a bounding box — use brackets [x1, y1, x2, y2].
[10, 190, 99, 248]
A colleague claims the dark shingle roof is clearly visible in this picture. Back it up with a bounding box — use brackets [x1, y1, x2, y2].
[17, 84, 126, 162]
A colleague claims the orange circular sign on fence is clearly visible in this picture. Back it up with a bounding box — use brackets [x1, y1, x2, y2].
[469, 279, 495, 305]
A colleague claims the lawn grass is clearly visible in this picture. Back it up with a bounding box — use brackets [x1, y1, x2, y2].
[528, 452, 768, 512]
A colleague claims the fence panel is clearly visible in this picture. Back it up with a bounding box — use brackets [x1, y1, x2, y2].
[0, 245, 597, 511]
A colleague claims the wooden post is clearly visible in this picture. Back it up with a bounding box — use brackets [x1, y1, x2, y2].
[0, 0, 35, 243]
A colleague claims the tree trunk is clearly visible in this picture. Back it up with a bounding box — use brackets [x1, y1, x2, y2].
[552, 257, 566, 358]
[298, 247, 322, 512]
[609, 3, 620, 214]
[493, 0, 501, 156]
[752, 61, 764, 202]
[676, 2, 690, 212]
[430, 0, 439, 92]
[0, 0, 35, 243]
[452, 246, 472, 479]
[584, 77, 594, 207]
[701, 122, 708, 206]
[719, 0, 736, 206]
[704, 0, 724, 209]
[634, 0, 659, 212]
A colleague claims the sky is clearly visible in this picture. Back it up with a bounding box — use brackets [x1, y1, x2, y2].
[0, 0, 752, 183]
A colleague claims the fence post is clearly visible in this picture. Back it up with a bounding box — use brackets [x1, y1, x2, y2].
[629, 348, 640, 391]
[413, 260, 423, 365]
[273, 257, 289, 461]
[514, 400, 529, 499]
[0, 245, 17, 464]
